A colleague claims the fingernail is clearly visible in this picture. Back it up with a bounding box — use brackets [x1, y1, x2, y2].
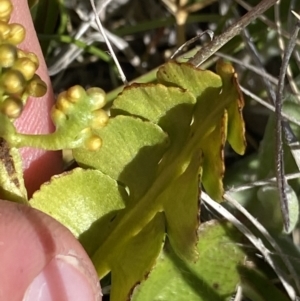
[23, 254, 101, 301]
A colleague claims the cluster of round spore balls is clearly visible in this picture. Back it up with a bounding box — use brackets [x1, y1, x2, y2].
[0, 0, 108, 151]
[51, 85, 109, 151]
[0, 0, 47, 120]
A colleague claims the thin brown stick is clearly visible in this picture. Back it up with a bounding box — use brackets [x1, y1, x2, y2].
[235, 0, 300, 47]
[188, 0, 277, 66]
[274, 1, 300, 103]
[275, 16, 300, 232]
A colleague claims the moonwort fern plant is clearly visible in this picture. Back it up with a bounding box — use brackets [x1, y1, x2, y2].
[0, 1, 252, 300]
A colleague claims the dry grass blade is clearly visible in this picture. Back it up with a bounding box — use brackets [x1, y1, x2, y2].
[171, 30, 214, 60]
[215, 52, 278, 85]
[201, 192, 297, 300]
[224, 192, 300, 295]
[233, 285, 243, 301]
[240, 86, 300, 128]
[227, 171, 300, 192]
[89, 0, 128, 84]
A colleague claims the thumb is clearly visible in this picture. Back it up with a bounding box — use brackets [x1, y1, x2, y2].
[0, 200, 102, 301]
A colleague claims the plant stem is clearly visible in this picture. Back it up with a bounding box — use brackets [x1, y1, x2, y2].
[275, 17, 300, 232]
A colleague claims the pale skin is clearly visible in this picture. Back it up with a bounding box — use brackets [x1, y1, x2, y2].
[0, 1, 102, 300]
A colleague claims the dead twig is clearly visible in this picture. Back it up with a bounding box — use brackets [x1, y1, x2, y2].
[188, 0, 278, 66]
[275, 14, 300, 232]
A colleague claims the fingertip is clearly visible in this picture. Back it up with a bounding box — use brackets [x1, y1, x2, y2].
[23, 255, 102, 301]
[0, 200, 101, 301]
